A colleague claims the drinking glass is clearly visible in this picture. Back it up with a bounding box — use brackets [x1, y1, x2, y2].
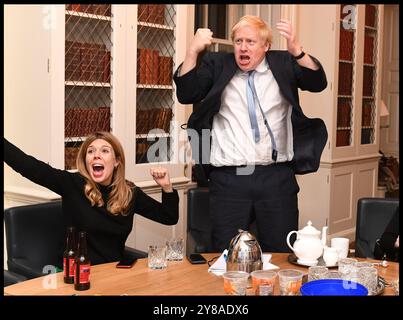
[357, 266, 378, 295]
[354, 261, 373, 269]
[166, 238, 184, 261]
[251, 270, 277, 295]
[148, 245, 168, 269]
[338, 258, 358, 280]
[222, 271, 249, 296]
[278, 269, 304, 296]
[391, 279, 399, 296]
[325, 271, 342, 279]
[308, 266, 329, 282]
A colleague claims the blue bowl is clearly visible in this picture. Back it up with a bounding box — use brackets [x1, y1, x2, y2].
[300, 279, 368, 296]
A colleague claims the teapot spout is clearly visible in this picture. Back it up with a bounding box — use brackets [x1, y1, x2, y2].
[321, 226, 328, 246]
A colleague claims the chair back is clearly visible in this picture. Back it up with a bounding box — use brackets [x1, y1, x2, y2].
[4, 201, 65, 279]
[4, 270, 27, 287]
[186, 187, 214, 254]
[355, 197, 399, 258]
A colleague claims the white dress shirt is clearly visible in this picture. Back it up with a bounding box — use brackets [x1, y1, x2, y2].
[210, 58, 294, 166]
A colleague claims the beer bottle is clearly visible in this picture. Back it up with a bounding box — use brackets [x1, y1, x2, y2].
[63, 226, 76, 284]
[74, 231, 91, 291]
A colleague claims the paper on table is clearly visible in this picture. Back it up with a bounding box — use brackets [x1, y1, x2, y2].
[208, 250, 279, 276]
[263, 254, 279, 271]
[208, 249, 228, 276]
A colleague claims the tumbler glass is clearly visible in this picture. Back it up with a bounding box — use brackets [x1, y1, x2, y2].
[148, 245, 168, 269]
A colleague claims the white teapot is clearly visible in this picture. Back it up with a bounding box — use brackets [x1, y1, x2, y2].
[286, 221, 328, 266]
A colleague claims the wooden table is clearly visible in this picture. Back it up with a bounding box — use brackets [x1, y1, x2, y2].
[4, 253, 399, 296]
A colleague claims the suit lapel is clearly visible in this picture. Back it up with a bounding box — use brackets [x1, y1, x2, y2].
[205, 53, 237, 101]
[266, 52, 298, 107]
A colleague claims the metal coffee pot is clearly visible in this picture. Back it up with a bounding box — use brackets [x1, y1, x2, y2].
[226, 229, 263, 273]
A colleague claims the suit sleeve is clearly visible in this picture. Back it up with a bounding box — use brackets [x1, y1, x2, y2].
[132, 187, 179, 225]
[4, 138, 69, 196]
[293, 54, 327, 92]
[173, 54, 215, 104]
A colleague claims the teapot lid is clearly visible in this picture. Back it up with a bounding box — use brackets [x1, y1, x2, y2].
[228, 229, 261, 252]
[229, 229, 256, 245]
[299, 221, 321, 235]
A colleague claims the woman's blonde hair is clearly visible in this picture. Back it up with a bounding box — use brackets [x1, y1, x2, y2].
[76, 131, 134, 216]
[231, 15, 272, 46]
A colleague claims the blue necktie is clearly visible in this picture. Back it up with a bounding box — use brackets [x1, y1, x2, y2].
[246, 71, 260, 143]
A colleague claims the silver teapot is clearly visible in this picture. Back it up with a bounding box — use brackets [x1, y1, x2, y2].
[226, 229, 263, 273]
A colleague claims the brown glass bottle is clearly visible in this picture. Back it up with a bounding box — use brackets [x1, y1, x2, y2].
[63, 226, 76, 284]
[74, 231, 91, 291]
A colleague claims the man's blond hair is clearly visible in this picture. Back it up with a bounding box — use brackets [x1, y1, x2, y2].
[231, 15, 272, 46]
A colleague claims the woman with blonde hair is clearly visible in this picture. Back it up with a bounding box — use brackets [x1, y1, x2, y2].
[4, 131, 179, 265]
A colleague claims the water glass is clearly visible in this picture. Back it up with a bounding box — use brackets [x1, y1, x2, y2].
[251, 270, 277, 295]
[166, 238, 184, 261]
[338, 257, 358, 280]
[357, 266, 378, 295]
[391, 279, 399, 296]
[148, 245, 168, 269]
[308, 266, 329, 282]
[342, 261, 372, 284]
[222, 271, 249, 296]
[325, 271, 342, 279]
[278, 269, 304, 296]
[354, 261, 374, 269]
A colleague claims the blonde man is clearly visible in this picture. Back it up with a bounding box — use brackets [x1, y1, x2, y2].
[174, 15, 327, 253]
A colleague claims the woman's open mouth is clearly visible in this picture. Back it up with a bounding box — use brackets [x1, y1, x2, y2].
[92, 164, 104, 178]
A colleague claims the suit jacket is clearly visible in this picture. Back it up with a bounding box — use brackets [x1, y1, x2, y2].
[174, 50, 328, 186]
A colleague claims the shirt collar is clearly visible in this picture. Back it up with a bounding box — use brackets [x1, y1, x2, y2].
[255, 57, 269, 73]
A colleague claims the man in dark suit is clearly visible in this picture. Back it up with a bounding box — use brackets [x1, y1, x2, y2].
[174, 15, 327, 252]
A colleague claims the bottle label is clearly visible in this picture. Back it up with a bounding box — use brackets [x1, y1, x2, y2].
[79, 264, 91, 284]
[69, 258, 75, 277]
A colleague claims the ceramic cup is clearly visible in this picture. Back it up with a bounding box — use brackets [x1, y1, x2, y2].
[323, 246, 339, 266]
[331, 237, 350, 260]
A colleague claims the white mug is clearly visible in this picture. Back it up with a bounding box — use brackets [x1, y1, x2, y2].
[331, 237, 349, 260]
[323, 246, 339, 266]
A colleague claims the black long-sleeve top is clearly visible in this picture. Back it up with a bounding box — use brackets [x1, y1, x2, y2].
[4, 138, 179, 265]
